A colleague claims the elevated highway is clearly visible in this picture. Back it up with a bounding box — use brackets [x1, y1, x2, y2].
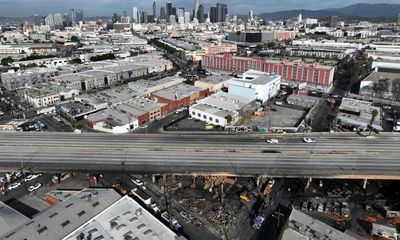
[0, 132, 399, 179]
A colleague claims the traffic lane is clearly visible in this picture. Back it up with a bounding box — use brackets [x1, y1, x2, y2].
[0, 149, 400, 176]
[1, 131, 397, 143]
[1, 137, 399, 152]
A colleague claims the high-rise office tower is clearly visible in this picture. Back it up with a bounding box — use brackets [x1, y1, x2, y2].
[216, 3, 227, 22]
[172, 7, 177, 18]
[193, 0, 200, 20]
[210, 7, 217, 23]
[132, 7, 140, 23]
[122, 10, 127, 17]
[76, 9, 84, 22]
[153, 1, 157, 19]
[197, 5, 204, 23]
[63, 13, 71, 27]
[142, 11, 148, 24]
[166, 2, 172, 19]
[298, 13, 302, 23]
[53, 13, 64, 29]
[69, 9, 77, 26]
[248, 10, 253, 21]
[33, 14, 42, 25]
[160, 7, 166, 20]
[184, 11, 190, 24]
[45, 14, 54, 28]
[112, 13, 119, 23]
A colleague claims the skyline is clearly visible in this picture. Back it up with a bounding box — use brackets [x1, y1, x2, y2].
[0, 0, 399, 18]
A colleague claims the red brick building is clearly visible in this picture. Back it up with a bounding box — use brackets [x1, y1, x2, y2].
[202, 54, 335, 92]
[151, 84, 210, 113]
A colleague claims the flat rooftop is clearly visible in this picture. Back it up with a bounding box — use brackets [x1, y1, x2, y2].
[3, 188, 121, 240]
[114, 97, 166, 117]
[152, 84, 203, 101]
[229, 70, 280, 85]
[286, 209, 357, 240]
[0, 202, 30, 238]
[196, 75, 231, 85]
[81, 85, 143, 105]
[63, 195, 183, 240]
[87, 108, 136, 126]
[362, 71, 400, 84]
[128, 76, 184, 92]
[198, 92, 253, 112]
[191, 103, 236, 119]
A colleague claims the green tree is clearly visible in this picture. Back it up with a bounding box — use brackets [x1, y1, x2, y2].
[392, 80, 400, 101]
[1, 56, 13, 66]
[267, 41, 276, 49]
[225, 115, 233, 125]
[369, 109, 379, 136]
[71, 35, 80, 43]
[68, 58, 82, 64]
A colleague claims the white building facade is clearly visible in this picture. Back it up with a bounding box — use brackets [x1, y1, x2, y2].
[228, 70, 281, 103]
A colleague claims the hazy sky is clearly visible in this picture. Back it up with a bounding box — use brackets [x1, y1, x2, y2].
[0, 0, 398, 17]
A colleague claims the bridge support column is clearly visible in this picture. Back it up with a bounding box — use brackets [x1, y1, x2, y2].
[306, 178, 312, 190]
[363, 179, 368, 189]
[152, 175, 156, 184]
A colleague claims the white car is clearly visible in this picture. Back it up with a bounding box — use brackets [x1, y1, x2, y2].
[302, 137, 316, 143]
[131, 177, 146, 189]
[28, 183, 42, 192]
[8, 182, 21, 190]
[24, 173, 42, 182]
[266, 138, 279, 144]
[149, 203, 160, 214]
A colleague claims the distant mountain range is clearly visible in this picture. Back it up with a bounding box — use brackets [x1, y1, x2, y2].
[258, 3, 400, 20]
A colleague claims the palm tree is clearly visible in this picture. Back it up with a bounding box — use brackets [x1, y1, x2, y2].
[369, 109, 379, 136]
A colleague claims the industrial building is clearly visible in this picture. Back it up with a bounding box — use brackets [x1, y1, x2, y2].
[194, 74, 231, 92]
[151, 83, 210, 112]
[189, 91, 256, 126]
[338, 98, 382, 131]
[228, 70, 281, 103]
[128, 76, 185, 96]
[86, 108, 139, 134]
[0, 188, 183, 240]
[282, 209, 358, 240]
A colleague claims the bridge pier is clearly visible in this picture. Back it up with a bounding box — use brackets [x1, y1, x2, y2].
[363, 179, 368, 189]
[305, 178, 312, 190]
[152, 174, 156, 184]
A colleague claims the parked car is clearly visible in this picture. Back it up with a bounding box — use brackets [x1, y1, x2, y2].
[8, 182, 21, 190]
[28, 183, 42, 192]
[131, 177, 146, 189]
[24, 173, 42, 182]
[302, 137, 316, 143]
[149, 203, 160, 214]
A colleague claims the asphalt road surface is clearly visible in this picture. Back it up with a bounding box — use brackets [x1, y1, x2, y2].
[0, 132, 399, 178]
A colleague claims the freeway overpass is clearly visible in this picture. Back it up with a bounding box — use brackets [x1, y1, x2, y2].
[0, 132, 399, 179]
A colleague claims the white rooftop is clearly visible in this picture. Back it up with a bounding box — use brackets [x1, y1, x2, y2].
[2, 189, 121, 240]
[62, 195, 183, 240]
[198, 91, 252, 112]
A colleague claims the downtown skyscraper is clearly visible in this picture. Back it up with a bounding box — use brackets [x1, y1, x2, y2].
[153, 1, 157, 19]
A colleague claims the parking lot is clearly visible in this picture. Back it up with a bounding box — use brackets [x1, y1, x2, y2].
[244, 105, 307, 129]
